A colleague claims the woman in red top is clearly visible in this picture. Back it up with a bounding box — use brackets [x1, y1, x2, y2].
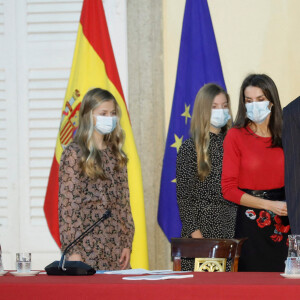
[222, 74, 290, 272]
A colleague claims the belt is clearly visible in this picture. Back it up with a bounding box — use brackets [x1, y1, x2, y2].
[240, 187, 285, 200]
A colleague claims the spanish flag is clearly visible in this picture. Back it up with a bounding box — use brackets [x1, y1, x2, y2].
[44, 0, 149, 269]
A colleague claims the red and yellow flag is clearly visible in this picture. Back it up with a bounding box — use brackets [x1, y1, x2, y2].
[44, 0, 149, 269]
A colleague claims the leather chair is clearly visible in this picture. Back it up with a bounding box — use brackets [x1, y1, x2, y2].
[171, 238, 247, 272]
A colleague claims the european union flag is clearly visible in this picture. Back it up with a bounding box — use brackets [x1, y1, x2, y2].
[157, 0, 226, 241]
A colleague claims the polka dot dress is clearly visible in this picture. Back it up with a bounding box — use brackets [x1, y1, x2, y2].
[176, 133, 237, 271]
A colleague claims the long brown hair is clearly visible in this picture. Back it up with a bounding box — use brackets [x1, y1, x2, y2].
[74, 88, 128, 179]
[190, 83, 232, 180]
[234, 74, 283, 148]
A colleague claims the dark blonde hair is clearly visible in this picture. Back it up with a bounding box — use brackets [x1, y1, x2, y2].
[190, 83, 232, 180]
[74, 88, 127, 179]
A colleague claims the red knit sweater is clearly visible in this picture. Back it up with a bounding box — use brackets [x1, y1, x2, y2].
[221, 127, 284, 204]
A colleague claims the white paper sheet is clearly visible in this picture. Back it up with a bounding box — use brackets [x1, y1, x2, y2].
[122, 274, 194, 280]
[99, 269, 189, 275]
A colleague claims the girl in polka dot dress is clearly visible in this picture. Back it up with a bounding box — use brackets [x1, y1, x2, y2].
[176, 83, 237, 271]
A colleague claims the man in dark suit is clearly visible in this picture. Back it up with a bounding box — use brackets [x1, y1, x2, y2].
[282, 96, 300, 234]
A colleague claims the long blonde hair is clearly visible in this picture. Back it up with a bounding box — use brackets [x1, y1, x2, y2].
[190, 83, 232, 180]
[74, 88, 127, 179]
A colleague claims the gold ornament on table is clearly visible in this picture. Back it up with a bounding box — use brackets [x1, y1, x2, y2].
[194, 258, 226, 272]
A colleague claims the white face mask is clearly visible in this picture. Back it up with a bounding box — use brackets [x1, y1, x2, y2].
[210, 109, 231, 128]
[94, 115, 117, 135]
[245, 101, 271, 124]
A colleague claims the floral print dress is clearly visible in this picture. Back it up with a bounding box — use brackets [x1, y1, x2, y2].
[58, 142, 134, 270]
[236, 187, 290, 272]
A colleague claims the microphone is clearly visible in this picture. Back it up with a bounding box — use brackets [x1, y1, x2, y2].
[45, 209, 111, 275]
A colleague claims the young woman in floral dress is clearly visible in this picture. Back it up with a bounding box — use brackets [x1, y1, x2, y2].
[59, 88, 134, 270]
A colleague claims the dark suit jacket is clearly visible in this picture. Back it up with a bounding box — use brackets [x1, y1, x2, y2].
[282, 96, 300, 234]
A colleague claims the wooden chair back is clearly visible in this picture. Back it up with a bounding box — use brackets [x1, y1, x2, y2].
[171, 238, 247, 272]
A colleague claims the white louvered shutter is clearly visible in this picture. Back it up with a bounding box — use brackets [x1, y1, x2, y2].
[17, 0, 84, 270]
[0, 0, 20, 269]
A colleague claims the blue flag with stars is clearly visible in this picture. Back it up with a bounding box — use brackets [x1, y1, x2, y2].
[157, 0, 226, 241]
